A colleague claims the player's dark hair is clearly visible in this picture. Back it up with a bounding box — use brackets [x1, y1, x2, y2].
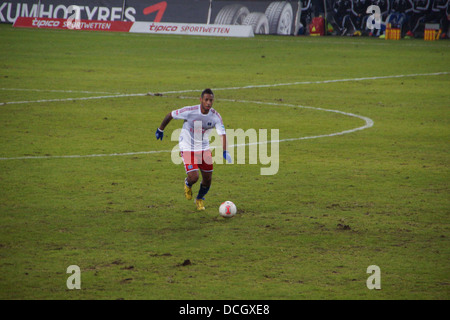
[201, 88, 214, 98]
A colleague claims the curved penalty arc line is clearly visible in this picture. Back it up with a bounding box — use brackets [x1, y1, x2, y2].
[219, 99, 374, 147]
[0, 100, 373, 161]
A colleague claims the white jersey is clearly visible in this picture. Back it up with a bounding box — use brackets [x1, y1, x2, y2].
[171, 104, 226, 151]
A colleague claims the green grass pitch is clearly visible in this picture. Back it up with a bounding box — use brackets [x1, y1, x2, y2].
[0, 24, 449, 300]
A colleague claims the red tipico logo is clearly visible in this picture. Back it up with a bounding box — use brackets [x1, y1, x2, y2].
[13, 17, 133, 32]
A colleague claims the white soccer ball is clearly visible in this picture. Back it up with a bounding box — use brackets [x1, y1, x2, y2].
[219, 201, 237, 218]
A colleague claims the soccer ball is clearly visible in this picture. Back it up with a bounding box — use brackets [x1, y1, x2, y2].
[219, 201, 237, 218]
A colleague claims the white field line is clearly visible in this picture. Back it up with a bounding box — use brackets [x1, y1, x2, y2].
[0, 99, 373, 161]
[0, 150, 170, 161]
[203, 72, 450, 93]
[0, 88, 122, 95]
[1, 72, 448, 106]
[220, 99, 374, 145]
[2, 70, 447, 160]
[0, 93, 147, 105]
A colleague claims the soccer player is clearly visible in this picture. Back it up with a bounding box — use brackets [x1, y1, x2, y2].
[155, 89, 232, 211]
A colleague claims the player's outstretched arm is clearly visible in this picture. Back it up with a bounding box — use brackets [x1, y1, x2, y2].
[156, 112, 173, 140]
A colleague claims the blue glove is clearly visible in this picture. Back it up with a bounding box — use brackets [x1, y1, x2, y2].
[223, 150, 232, 163]
[155, 128, 164, 140]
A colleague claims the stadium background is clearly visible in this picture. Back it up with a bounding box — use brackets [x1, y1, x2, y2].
[1, 1, 448, 38]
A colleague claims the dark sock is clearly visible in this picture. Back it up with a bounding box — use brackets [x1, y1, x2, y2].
[196, 184, 210, 200]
